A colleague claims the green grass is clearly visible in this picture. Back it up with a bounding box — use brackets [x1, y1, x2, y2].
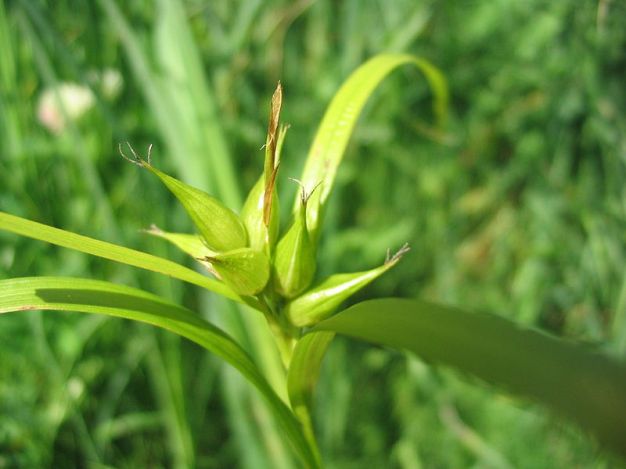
[1, 0, 625, 467]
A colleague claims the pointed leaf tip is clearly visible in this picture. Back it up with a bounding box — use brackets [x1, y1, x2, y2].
[285, 245, 407, 327]
[122, 144, 248, 252]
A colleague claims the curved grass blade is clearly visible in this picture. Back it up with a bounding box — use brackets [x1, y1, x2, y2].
[0, 277, 318, 468]
[316, 298, 626, 458]
[297, 53, 448, 239]
[0, 211, 239, 302]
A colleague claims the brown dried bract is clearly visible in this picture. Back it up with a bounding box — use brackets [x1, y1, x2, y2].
[266, 82, 283, 167]
[263, 83, 283, 227]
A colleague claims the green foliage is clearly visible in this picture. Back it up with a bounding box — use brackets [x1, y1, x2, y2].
[0, 277, 318, 467]
[0, 212, 237, 301]
[1, 0, 625, 467]
[1, 49, 445, 466]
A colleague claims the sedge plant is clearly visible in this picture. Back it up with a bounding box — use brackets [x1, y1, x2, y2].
[1, 54, 626, 467]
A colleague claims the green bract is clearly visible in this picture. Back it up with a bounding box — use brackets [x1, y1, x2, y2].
[121, 144, 248, 253]
[146, 164, 248, 252]
[285, 245, 409, 327]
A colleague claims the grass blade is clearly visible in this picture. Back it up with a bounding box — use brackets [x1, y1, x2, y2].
[316, 298, 626, 458]
[153, 0, 241, 207]
[0, 211, 238, 301]
[0, 277, 318, 468]
[297, 53, 448, 239]
[96, 0, 203, 191]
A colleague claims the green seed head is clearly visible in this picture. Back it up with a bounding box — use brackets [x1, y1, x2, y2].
[147, 165, 247, 252]
[273, 185, 317, 299]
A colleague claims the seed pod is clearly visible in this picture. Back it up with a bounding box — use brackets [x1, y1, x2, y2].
[241, 176, 279, 252]
[203, 248, 270, 296]
[273, 188, 316, 298]
[145, 225, 216, 258]
[285, 244, 410, 327]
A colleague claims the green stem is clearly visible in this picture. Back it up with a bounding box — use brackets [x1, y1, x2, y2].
[267, 315, 298, 371]
[292, 405, 322, 469]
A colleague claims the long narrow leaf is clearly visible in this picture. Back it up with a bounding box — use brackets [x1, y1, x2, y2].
[0, 211, 238, 301]
[0, 277, 318, 467]
[316, 298, 626, 458]
[153, 0, 241, 208]
[297, 53, 448, 238]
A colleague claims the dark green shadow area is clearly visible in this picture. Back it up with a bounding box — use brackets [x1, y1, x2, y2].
[317, 298, 626, 458]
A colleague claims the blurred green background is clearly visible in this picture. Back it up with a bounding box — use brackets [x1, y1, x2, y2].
[1, 0, 625, 467]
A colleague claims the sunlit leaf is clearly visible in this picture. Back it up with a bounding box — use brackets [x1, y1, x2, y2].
[0, 211, 239, 302]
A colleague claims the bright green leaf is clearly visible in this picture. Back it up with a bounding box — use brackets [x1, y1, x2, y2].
[287, 331, 334, 466]
[0, 211, 239, 301]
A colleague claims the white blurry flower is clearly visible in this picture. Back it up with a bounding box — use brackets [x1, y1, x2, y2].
[100, 68, 123, 99]
[37, 83, 95, 134]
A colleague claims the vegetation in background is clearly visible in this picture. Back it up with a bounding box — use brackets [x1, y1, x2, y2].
[1, 1, 625, 467]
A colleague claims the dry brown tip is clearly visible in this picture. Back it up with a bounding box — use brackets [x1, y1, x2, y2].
[266, 82, 283, 162]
